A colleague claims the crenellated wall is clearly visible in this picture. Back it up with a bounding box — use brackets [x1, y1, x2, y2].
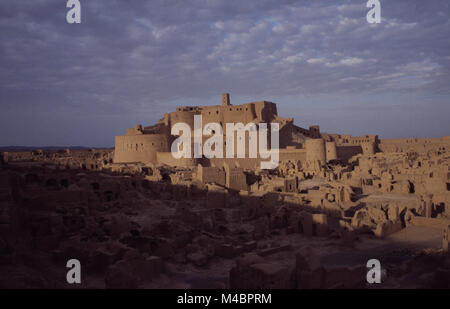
[113, 94, 391, 166]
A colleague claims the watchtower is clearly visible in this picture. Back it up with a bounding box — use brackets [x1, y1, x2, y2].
[222, 93, 231, 106]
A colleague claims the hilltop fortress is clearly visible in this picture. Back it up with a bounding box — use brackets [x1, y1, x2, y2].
[114, 93, 380, 168]
[114, 93, 449, 169]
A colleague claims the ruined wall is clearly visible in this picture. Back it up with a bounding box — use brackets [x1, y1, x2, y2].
[333, 134, 378, 146]
[225, 165, 248, 191]
[156, 152, 198, 167]
[379, 137, 450, 153]
[208, 158, 261, 169]
[114, 134, 168, 164]
[197, 165, 226, 186]
[361, 142, 376, 155]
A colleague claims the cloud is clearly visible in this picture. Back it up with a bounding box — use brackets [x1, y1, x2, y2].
[339, 57, 366, 66]
[307, 58, 327, 65]
[0, 0, 449, 146]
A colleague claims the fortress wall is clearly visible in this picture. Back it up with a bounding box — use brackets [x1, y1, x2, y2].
[293, 126, 313, 138]
[202, 124, 275, 158]
[208, 158, 261, 169]
[305, 139, 326, 163]
[156, 152, 198, 167]
[381, 137, 444, 144]
[379, 137, 450, 153]
[168, 110, 198, 129]
[336, 145, 363, 162]
[114, 134, 168, 163]
[154, 147, 305, 170]
[222, 103, 258, 124]
[169, 103, 262, 131]
[115, 95, 449, 169]
[279, 148, 306, 162]
[279, 122, 294, 148]
[162, 113, 170, 126]
[201, 106, 224, 125]
[167, 129, 274, 161]
[335, 135, 378, 146]
[325, 142, 337, 162]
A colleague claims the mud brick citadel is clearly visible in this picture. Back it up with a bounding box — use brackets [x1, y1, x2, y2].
[114, 93, 382, 167]
[0, 94, 449, 288]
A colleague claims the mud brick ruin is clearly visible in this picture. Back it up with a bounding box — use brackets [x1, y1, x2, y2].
[0, 94, 449, 288]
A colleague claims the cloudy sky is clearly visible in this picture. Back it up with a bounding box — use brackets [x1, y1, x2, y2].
[0, 0, 449, 147]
